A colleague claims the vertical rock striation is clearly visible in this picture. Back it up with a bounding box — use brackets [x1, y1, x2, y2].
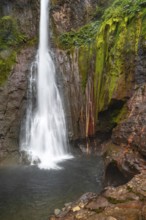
[51, 0, 146, 177]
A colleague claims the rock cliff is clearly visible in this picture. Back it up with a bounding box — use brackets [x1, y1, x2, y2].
[0, 0, 38, 161]
[50, 1, 146, 218]
[51, 172, 146, 220]
[51, 0, 146, 178]
[0, 0, 145, 179]
[0, 0, 145, 218]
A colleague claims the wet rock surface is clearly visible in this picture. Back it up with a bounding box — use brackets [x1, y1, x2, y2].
[50, 172, 146, 220]
[0, 47, 35, 162]
[112, 85, 146, 158]
[104, 143, 146, 179]
[54, 49, 86, 140]
[0, 0, 38, 161]
[104, 81, 146, 180]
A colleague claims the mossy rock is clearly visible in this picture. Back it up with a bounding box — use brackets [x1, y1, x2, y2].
[58, 0, 146, 118]
[0, 15, 35, 86]
[0, 16, 27, 50]
[59, 20, 100, 49]
[0, 50, 16, 86]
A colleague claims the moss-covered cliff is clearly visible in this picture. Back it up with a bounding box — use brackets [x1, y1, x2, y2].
[0, 15, 25, 85]
[52, 0, 146, 141]
[50, 2, 146, 218]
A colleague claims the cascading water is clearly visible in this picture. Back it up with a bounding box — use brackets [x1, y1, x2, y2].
[20, 0, 72, 169]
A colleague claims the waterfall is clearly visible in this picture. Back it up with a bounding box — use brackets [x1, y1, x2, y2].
[20, 0, 72, 169]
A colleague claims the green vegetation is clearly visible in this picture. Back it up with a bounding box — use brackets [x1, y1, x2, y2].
[58, 0, 146, 50]
[0, 16, 26, 50]
[59, 21, 100, 49]
[103, 0, 146, 20]
[0, 51, 16, 85]
[0, 16, 27, 86]
[107, 196, 132, 204]
[58, 0, 146, 124]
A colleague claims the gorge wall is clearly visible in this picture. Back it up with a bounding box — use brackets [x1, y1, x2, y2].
[0, 0, 146, 175]
[50, 0, 146, 177]
[51, 0, 146, 142]
[0, 0, 38, 161]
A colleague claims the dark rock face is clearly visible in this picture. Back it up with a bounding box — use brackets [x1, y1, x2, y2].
[108, 41, 146, 178]
[0, 0, 39, 162]
[112, 86, 146, 157]
[112, 39, 146, 158]
[135, 41, 146, 85]
[104, 143, 146, 179]
[55, 49, 86, 140]
[0, 48, 35, 161]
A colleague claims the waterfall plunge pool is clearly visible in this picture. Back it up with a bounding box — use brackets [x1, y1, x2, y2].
[0, 154, 104, 220]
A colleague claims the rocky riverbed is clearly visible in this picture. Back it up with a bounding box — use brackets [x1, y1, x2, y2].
[50, 171, 146, 220]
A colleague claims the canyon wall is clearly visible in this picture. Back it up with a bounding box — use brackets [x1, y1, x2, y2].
[0, 0, 146, 172]
[0, 0, 38, 161]
[51, 0, 146, 176]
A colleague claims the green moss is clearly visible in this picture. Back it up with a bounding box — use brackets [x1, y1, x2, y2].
[107, 197, 133, 204]
[97, 102, 127, 133]
[59, 20, 100, 49]
[0, 16, 27, 50]
[127, 186, 146, 201]
[0, 51, 16, 85]
[95, 207, 105, 214]
[26, 37, 38, 47]
[56, 0, 146, 130]
[103, 0, 146, 20]
[78, 44, 95, 92]
[93, 3, 143, 116]
[112, 105, 128, 124]
[92, 5, 104, 19]
[0, 16, 33, 86]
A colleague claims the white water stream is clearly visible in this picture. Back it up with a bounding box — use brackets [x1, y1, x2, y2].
[20, 0, 72, 169]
